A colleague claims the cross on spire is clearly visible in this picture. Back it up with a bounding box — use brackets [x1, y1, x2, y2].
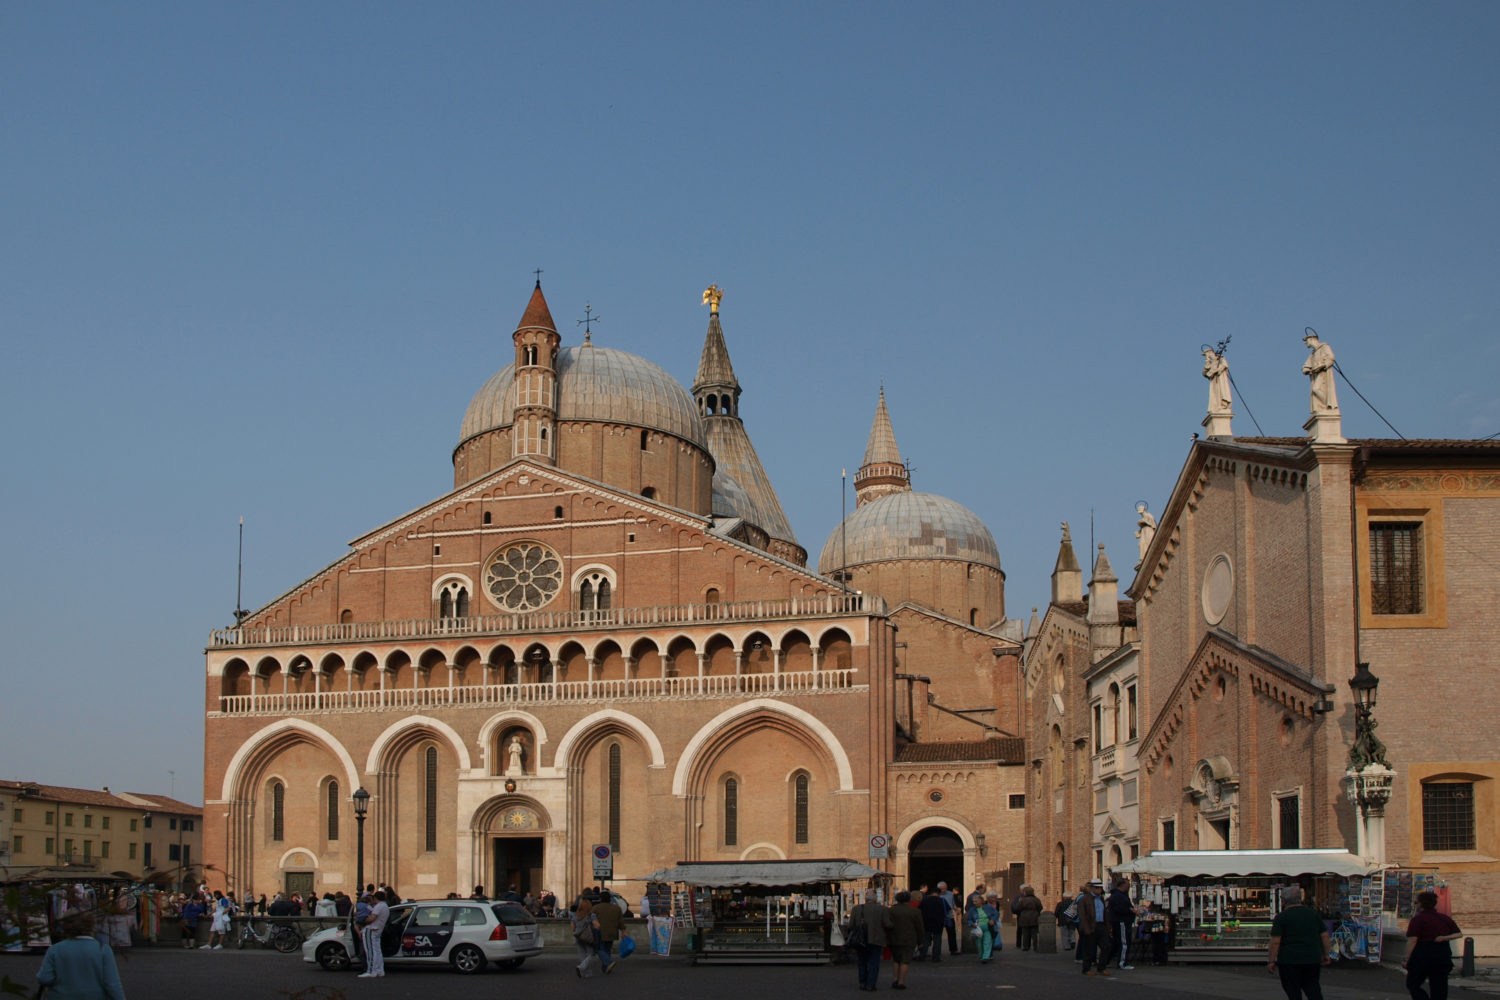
[532, 268, 543, 288]
[577, 303, 601, 343]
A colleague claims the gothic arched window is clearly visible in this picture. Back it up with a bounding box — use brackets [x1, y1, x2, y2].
[608, 744, 622, 851]
[794, 773, 810, 844]
[271, 782, 285, 842]
[724, 777, 738, 846]
[424, 746, 438, 853]
[326, 780, 339, 842]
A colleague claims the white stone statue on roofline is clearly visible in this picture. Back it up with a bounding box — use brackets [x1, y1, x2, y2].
[1201, 343, 1233, 437]
[1134, 502, 1156, 565]
[1301, 328, 1346, 443]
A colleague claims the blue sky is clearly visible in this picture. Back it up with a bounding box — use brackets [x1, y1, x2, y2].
[3, 2, 1497, 800]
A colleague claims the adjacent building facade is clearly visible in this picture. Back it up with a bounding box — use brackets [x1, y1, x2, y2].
[0, 780, 201, 887]
[203, 284, 1027, 904]
[1130, 374, 1500, 926]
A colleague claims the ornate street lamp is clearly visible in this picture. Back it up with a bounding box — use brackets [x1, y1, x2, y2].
[352, 787, 370, 894]
[1347, 662, 1386, 768]
[1344, 663, 1394, 862]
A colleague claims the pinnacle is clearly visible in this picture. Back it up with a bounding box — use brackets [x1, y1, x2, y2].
[861, 387, 903, 468]
[516, 283, 557, 332]
[693, 311, 739, 392]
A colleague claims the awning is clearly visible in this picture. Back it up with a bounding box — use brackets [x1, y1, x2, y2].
[1111, 850, 1380, 879]
[645, 859, 883, 888]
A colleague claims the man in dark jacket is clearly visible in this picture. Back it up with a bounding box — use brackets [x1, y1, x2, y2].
[848, 889, 893, 992]
[888, 890, 925, 989]
[1105, 880, 1136, 970]
[1077, 880, 1110, 976]
[593, 893, 624, 973]
[918, 889, 947, 963]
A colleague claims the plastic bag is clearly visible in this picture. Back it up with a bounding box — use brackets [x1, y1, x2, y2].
[619, 933, 636, 958]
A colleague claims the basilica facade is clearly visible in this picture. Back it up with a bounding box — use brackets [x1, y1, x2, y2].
[202, 283, 1027, 902]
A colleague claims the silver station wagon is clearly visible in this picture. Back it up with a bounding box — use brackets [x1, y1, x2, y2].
[303, 900, 543, 974]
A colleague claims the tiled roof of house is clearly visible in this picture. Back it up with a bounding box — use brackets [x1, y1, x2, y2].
[0, 780, 200, 812]
[894, 738, 1025, 764]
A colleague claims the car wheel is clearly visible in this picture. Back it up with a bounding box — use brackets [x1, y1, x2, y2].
[450, 943, 487, 974]
[316, 942, 351, 971]
[497, 957, 526, 970]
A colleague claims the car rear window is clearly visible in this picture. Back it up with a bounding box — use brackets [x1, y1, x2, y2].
[492, 903, 536, 925]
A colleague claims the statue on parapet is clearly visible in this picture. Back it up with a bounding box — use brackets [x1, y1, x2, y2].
[1134, 502, 1157, 565]
[1302, 329, 1340, 415]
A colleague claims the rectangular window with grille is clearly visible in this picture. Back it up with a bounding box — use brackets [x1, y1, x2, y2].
[1370, 522, 1424, 615]
[1008, 794, 1026, 809]
[1422, 783, 1475, 852]
[1278, 796, 1300, 849]
[1160, 820, 1175, 851]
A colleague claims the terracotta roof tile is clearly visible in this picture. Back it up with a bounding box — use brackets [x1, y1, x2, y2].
[894, 738, 1025, 764]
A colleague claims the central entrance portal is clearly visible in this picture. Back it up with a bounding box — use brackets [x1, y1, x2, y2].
[493, 837, 543, 896]
[907, 827, 964, 893]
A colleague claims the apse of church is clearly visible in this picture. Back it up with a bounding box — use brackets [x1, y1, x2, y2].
[204, 282, 1025, 901]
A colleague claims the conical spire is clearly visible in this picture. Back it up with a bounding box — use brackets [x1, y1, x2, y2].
[1087, 543, 1119, 630]
[854, 387, 910, 505]
[516, 280, 557, 332]
[693, 311, 740, 396]
[861, 387, 902, 468]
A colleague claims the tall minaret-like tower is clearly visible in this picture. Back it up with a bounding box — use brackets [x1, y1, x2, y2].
[854, 387, 911, 506]
[510, 280, 561, 465]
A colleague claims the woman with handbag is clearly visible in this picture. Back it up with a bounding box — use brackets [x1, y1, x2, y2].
[36, 909, 127, 999]
[570, 896, 602, 978]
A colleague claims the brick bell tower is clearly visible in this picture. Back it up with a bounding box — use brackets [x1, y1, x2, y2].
[510, 279, 561, 464]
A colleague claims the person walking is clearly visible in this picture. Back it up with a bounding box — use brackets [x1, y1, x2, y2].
[938, 882, 959, 955]
[1054, 893, 1077, 952]
[179, 894, 203, 949]
[848, 889, 892, 991]
[888, 890, 924, 989]
[593, 889, 624, 973]
[1266, 885, 1331, 1000]
[1009, 886, 1026, 949]
[36, 910, 126, 1000]
[1401, 890, 1462, 1000]
[203, 890, 232, 949]
[918, 887, 947, 963]
[1106, 879, 1136, 969]
[570, 895, 601, 977]
[357, 889, 390, 978]
[1015, 885, 1043, 951]
[1078, 880, 1110, 976]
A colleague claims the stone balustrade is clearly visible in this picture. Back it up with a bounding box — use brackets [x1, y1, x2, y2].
[213, 668, 861, 716]
[209, 593, 883, 649]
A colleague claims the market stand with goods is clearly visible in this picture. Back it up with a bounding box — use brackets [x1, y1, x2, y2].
[645, 858, 885, 964]
[1110, 849, 1396, 964]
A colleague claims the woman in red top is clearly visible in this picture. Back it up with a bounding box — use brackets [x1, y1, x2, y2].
[1401, 891, 1463, 1000]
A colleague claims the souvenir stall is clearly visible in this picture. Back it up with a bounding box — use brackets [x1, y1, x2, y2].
[645, 859, 886, 964]
[1110, 850, 1384, 964]
[0, 868, 128, 951]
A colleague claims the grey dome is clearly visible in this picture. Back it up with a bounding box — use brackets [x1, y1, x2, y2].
[818, 492, 1001, 574]
[459, 345, 708, 450]
[712, 470, 756, 522]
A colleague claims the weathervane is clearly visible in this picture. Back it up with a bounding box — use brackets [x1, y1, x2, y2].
[702, 285, 724, 313]
[577, 303, 600, 344]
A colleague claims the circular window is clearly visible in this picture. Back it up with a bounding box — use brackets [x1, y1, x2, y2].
[483, 542, 563, 611]
[1201, 554, 1234, 625]
[928, 790, 944, 804]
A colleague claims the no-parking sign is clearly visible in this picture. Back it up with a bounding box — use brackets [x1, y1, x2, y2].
[868, 833, 889, 859]
[592, 843, 614, 878]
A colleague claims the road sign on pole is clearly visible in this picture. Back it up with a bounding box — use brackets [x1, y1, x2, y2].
[592, 843, 614, 879]
[868, 833, 889, 859]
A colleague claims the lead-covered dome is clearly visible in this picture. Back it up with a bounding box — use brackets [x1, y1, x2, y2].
[818, 491, 1002, 574]
[459, 345, 708, 450]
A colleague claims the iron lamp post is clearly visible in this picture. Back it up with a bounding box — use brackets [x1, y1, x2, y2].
[352, 786, 370, 894]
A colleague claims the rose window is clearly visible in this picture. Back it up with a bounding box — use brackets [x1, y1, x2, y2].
[483, 542, 562, 611]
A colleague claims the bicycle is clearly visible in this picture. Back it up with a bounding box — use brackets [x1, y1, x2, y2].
[236, 916, 303, 953]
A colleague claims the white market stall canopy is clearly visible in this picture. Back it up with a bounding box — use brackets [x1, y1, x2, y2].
[1111, 849, 1380, 879]
[646, 859, 883, 888]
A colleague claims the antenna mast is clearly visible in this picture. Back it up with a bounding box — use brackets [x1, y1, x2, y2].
[234, 516, 247, 624]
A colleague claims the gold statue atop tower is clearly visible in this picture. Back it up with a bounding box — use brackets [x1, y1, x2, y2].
[702, 284, 724, 313]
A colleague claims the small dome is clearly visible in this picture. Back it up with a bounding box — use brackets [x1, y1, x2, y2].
[711, 470, 756, 522]
[459, 346, 707, 450]
[818, 492, 1001, 574]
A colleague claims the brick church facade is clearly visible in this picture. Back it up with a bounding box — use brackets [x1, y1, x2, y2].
[203, 283, 1026, 902]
